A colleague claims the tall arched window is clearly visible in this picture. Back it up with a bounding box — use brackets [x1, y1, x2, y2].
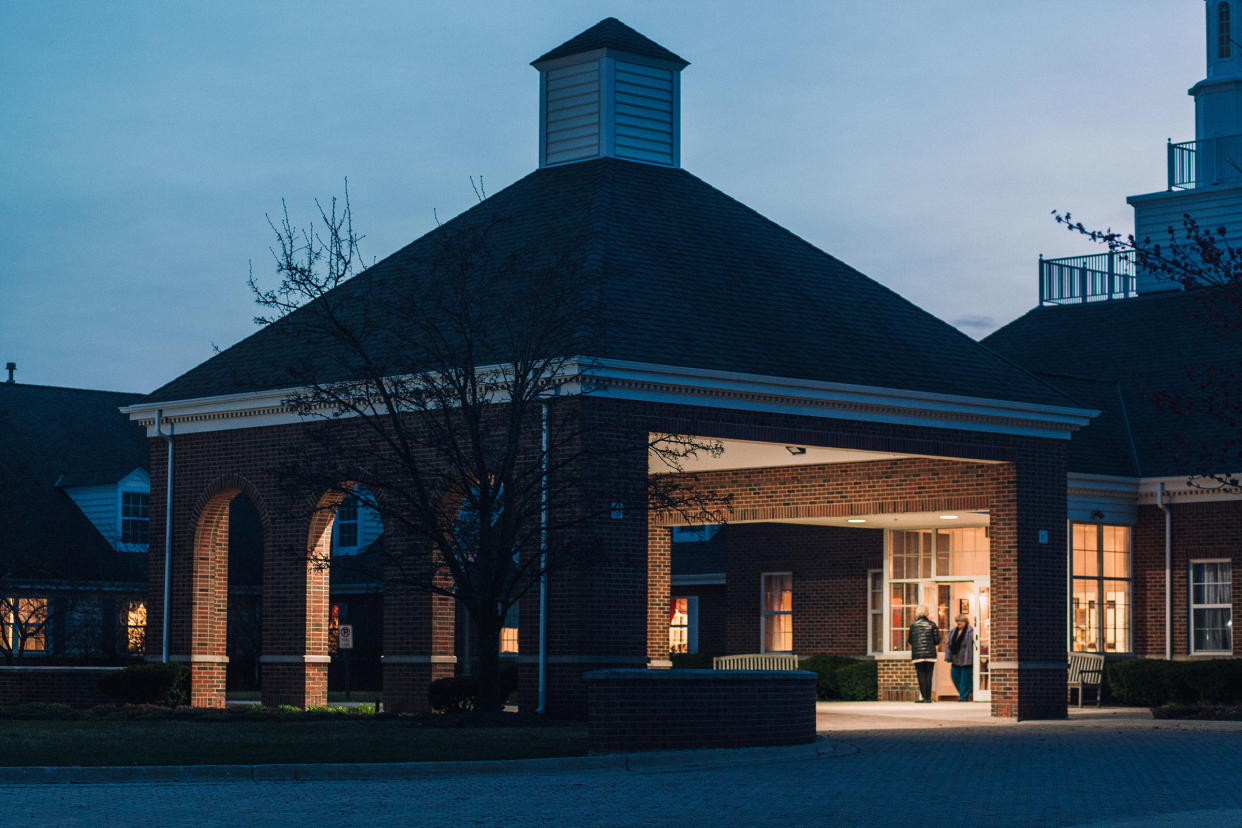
[1220, 3, 1232, 59]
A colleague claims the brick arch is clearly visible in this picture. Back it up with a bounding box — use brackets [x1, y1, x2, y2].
[187, 474, 272, 708]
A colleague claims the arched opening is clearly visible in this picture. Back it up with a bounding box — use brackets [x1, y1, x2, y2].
[188, 481, 268, 708]
[226, 495, 264, 695]
[1220, 3, 1232, 59]
[309, 485, 385, 702]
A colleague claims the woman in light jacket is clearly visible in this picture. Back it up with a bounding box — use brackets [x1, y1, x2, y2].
[944, 613, 974, 701]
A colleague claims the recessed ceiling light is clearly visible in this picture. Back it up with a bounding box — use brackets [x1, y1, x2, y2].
[846, 518, 867, 524]
[939, 514, 959, 520]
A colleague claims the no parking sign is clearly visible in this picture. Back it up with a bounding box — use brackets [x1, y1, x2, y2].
[338, 624, 354, 650]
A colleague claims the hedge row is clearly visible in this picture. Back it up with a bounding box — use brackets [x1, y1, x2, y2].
[428, 662, 519, 712]
[97, 663, 190, 707]
[1107, 658, 1242, 707]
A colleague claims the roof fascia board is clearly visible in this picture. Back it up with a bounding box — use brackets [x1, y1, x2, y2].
[123, 357, 1097, 439]
[1137, 475, 1242, 503]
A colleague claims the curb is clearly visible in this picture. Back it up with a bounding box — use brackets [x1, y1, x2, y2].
[8, 738, 849, 785]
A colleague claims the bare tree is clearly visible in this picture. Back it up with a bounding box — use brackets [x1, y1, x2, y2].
[249, 184, 729, 710]
[1054, 210, 1242, 488]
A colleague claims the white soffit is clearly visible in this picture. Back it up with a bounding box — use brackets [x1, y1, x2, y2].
[753, 510, 991, 530]
[649, 436, 976, 475]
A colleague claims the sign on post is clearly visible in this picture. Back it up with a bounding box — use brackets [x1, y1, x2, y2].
[338, 624, 354, 650]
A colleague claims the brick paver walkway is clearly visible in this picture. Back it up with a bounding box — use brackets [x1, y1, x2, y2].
[3, 708, 1240, 826]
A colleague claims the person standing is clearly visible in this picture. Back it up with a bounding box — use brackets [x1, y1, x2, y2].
[907, 605, 941, 703]
[945, 613, 975, 702]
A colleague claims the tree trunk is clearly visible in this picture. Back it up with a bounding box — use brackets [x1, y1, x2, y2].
[474, 615, 505, 713]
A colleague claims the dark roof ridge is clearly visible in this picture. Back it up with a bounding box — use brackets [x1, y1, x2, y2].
[1030, 369, 1121, 385]
[2, 382, 142, 397]
[533, 17, 689, 67]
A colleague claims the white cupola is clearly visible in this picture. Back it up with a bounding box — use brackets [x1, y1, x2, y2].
[531, 18, 689, 168]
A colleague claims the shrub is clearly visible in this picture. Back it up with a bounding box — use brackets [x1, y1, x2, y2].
[97, 663, 190, 707]
[429, 663, 519, 713]
[1104, 658, 1242, 706]
[836, 660, 878, 701]
[798, 655, 861, 699]
[0, 702, 82, 720]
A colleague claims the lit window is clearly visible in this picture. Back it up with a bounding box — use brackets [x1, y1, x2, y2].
[501, 603, 519, 654]
[328, 602, 344, 653]
[669, 596, 698, 655]
[2, 597, 48, 654]
[125, 600, 147, 655]
[1221, 3, 1232, 59]
[1190, 561, 1232, 653]
[761, 573, 792, 652]
[1070, 523, 1132, 653]
[121, 492, 150, 545]
[336, 495, 359, 548]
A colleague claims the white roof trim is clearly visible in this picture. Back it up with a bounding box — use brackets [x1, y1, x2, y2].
[123, 357, 1096, 439]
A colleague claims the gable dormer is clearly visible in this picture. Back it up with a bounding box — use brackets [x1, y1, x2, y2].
[532, 18, 689, 168]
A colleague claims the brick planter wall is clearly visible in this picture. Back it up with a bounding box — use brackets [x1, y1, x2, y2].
[585, 668, 816, 753]
[0, 666, 122, 706]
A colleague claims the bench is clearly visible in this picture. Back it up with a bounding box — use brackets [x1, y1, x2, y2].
[1067, 652, 1105, 707]
[712, 653, 800, 670]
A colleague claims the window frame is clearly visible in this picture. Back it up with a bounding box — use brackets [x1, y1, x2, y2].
[1189, 559, 1233, 655]
[760, 572, 793, 653]
[1221, 3, 1233, 59]
[668, 595, 699, 655]
[119, 490, 150, 546]
[1068, 522, 1133, 655]
[867, 569, 884, 655]
[2, 596, 49, 656]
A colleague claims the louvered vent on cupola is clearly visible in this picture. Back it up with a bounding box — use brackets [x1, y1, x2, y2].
[532, 18, 689, 168]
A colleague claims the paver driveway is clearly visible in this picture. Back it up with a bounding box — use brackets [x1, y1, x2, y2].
[3, 706, 1240, 826]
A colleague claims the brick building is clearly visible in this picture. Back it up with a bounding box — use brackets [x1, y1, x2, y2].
[114, 18, 1110, 720]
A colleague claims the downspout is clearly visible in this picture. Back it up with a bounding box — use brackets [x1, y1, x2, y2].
[1156, 482, 1172, 660]
[536, 401, 549, 714]
[154, 410, 174, 664]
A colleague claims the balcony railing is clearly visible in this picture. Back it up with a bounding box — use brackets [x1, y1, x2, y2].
[1168, 133, 1242, 190]
[1039, 251, 1137, 305]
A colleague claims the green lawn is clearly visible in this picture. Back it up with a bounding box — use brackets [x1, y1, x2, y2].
[0, 718, 587, 766]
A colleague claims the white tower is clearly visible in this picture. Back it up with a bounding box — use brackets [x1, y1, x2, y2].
[1126, 1, 1242, 292]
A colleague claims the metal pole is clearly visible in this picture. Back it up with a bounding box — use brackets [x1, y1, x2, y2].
[1038, 255, 1045, 304]
[155, 410, 174, 664]
[536, 401, 549, 714]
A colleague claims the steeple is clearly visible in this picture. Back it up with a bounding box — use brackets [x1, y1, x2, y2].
[1191, 1, 1242, 142]
[532, 18, 689, 169]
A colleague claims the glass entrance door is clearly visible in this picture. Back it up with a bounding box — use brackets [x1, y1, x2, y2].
[927, 579, 990, 701]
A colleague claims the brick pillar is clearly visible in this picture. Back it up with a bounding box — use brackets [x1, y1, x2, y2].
[186, 491, 232, 709]
[518, 402, 652, 719]
[647, 524, 672, 666]
[381, 527, 456, 713]
[262, 503, 330, 708]
[990, 445, 1069, 719]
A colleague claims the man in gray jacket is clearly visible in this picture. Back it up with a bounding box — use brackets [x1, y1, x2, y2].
[907, 605, 941, 703]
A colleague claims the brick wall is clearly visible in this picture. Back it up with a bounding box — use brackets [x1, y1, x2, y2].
[0, 666, 120, 706]
[585, 668, 816, 753]
[1134, 499, 1242, 658]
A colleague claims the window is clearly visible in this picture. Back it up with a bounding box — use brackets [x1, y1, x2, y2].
[669, 596, 698, 655]
[1070, 523, 1131, 653]
[335, 494, 359, 549]
[121, 491, 149, 545]
[1221, 3, 1232, 59]
[761, 573, 792, 652]
[1190, 561, 1232, 653]
[868, 570, 883, 654]
[125, 600, 147, 655]
[501, 602, 519, 654]
[887, 528, 990, 650]
[2, 597, 48, 654]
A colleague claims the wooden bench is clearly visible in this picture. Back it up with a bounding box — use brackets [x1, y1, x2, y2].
[1067, 652, 1105, 707]
[712, 653, 800, 670]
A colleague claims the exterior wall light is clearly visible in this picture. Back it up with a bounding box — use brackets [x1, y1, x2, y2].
[785, 446, 807, 455]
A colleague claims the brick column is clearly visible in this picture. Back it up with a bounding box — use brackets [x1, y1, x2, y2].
[381, 527, 456, 713]
[990, 445, 1069, 719]
[261, 504, 329, 708]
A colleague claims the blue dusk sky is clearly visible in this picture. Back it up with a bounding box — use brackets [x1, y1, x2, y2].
[0, 1, 1201, 394]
